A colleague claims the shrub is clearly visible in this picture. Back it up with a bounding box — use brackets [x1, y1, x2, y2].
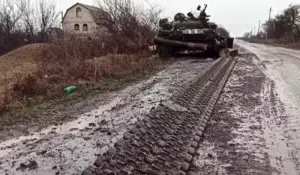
[9, 36, 161, 107]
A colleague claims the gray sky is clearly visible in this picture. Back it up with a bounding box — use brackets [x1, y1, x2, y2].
[55, 0, 300, 37]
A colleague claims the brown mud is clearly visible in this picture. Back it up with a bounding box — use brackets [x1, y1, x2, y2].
[0, 58, 213, 175]
[192, 43, 300, 175]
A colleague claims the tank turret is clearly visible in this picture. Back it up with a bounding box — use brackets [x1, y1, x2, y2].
[154, 4, 234, 59]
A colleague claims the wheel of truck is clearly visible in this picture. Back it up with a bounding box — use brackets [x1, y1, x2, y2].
[157, 45, 174, 59]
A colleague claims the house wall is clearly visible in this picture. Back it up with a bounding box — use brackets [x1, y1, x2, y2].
[62, 4, 97, 37]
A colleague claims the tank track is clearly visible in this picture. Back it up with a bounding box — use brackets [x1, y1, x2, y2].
[82, 56, 236, 175]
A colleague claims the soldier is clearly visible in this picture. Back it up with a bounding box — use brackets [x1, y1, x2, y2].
[187, 12, 196, 20]
[199, 4, 209, 27]
[174, 12, 186, 22]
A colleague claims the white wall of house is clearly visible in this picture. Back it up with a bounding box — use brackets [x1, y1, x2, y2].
[62, 4, 97, 36]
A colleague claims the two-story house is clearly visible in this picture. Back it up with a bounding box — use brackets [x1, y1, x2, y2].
[62, 3, 107, 38]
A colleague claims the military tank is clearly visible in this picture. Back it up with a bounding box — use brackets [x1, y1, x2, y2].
[154, 4, 234, 59]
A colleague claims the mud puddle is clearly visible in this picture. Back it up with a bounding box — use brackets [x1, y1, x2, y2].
[0, 59, 212, 175]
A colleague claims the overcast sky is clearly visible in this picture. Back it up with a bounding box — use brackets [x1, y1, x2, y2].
[55, 0, 300, 37]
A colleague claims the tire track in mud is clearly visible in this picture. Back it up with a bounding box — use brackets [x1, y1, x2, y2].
[0, 59, 216, 175]
[82, 57, 236, 175]
[251, 52, 300, 175]
[191, 52, 300, 175]
[191, 54, 273, 175]
[236, 41, 300, 174]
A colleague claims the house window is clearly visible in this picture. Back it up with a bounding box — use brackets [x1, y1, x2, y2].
[83, 24, 88, 31]
[74, 24, 79, 31]
[76, 7, 82, 18]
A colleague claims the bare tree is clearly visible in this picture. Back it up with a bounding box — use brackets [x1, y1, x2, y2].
[262, 4, 300, 42]
[216, 26, 230, 37]
[97, 0, 139, 34]
[139, 0, 163, 44]
[0, 0, 22, 34]
[37, 0, 59, 42]
[0, 0, 60, 55]
[0, 0, 23, 54]
[284, 4, 300, 41]
[243, 32, 251, 38]
[96, 0, 162, 52]
[18, 0, 37, 41]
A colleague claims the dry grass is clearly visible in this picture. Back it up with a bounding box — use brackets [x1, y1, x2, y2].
[244, 38, 300, 50]
[91, 54, 160, 77]
[246, 38, 290, 44]
[0, 38, 161, 113]
[0, 0, 162, 114]
[0, 43, 50, 110]
[0, 43, 48, 71]
[274, 42, 300, 50]
[0, 43, 48, 77]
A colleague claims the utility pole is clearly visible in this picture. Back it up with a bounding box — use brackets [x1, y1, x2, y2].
[266, 7, 272, 41]
[258, 20, 261, 35]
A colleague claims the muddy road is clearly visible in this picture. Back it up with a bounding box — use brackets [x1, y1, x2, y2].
[0, 58, 214, 175]
[1, 41, 300, 175]
[193, 40, 300, 175]
[236, 40, 300, 174]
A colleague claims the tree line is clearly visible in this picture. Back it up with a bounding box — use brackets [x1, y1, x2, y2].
[243, 4, 300, 42]
[0, 0, 59, 55]
[0, 0, 231, 56]
[0, 0, 163, 56]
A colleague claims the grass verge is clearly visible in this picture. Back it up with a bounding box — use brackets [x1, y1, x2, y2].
[242, 38, 300, 50]
[0, 37, 165, 127]
[0, 61, 167, 127]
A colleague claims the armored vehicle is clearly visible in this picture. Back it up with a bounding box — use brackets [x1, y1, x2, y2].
[154, 4, 234, 59]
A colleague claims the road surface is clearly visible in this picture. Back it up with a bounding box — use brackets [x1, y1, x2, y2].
[0, 58, 215, 175]
[236, 40, 300, 174]
[1, 41, 300, 175]
[194, 40, 300, 175]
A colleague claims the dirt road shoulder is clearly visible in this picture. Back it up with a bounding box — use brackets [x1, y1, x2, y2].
[0, 58, 213, 175]
[192, 52, 298, 175]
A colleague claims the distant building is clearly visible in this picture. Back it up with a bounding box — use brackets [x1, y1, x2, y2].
[62, 3, 107, 38]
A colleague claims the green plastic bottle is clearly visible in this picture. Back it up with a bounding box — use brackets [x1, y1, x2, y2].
[64, 86, 77, 94]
